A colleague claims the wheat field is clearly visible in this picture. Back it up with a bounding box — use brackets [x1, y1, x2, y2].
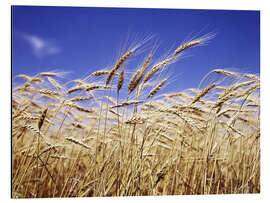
[12, 36, 260, 198]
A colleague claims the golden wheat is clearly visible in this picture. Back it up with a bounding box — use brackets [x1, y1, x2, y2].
[12, 35, 260, 198]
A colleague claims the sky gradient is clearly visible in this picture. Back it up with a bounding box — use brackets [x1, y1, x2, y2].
[12, 6, 260, 92]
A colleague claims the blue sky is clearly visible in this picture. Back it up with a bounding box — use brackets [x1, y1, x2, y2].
[12, 6, 260, 92]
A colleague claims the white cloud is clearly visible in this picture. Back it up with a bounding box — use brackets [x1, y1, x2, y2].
[23, 34, 61, 57]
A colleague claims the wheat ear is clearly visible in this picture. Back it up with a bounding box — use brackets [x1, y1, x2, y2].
[117, 69, 125, 93]
[129, 53, 152, 95]
[190, 83, 217, 105]
[106, 48, 136, 85]
[146, 78, 167, 99]
[38, 108, 48, 130]
[174, 40, 200, 56]
[143, 57, 175, 84]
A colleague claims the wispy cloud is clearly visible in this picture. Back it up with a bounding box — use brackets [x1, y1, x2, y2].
[23, 34, 61, 58]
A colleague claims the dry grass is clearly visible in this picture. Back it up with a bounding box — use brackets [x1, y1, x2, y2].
[12, 35, 260, 198]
